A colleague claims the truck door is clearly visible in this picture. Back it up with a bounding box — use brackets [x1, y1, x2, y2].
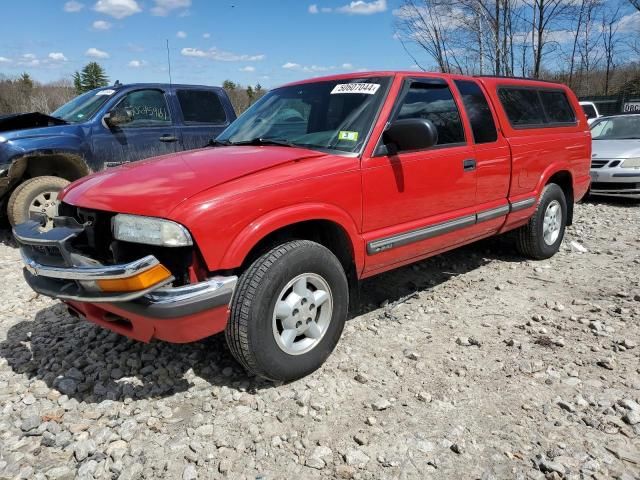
[361, 78, 478, 273]
[92, 88, 179, 167]
[174, 88, 232, 150]
[453, 79, 510, 213]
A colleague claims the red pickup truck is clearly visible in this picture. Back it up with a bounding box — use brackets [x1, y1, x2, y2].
[14, 72, 591, 381]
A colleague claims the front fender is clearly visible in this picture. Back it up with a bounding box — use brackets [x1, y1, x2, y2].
[219, 202, 365, 274]
[7, 135, 88, 160]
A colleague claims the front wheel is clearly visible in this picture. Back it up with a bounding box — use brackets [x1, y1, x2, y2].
[7, 176, 70, 227]
[515, 183, 567, 260]
[226, 240, 349, 381]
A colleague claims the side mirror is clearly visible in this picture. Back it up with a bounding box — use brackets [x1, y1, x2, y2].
[104, 108, 133, 128]
[382, 118, 438, 154]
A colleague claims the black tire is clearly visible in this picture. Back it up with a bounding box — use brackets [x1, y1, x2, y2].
[515, 183, 567, 260]
[7, 176, 70, 226]
[226, 240, 349, 381]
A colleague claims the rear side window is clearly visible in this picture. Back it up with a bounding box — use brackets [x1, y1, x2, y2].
[498, 87, 576, 127]
[498, 88, 546, 126]
[396, 82, 465, 146]
[177, 89, 227, 124]
[454, 80, 497, 143]
[540, 91, 575, 123]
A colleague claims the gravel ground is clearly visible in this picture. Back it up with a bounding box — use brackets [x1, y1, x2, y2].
[0, 198, 639, 480]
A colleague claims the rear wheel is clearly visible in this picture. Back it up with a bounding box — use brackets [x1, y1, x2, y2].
[515, 183, 567, 260]
[7, 176, 69, 227]
[226, 240, 349, 381]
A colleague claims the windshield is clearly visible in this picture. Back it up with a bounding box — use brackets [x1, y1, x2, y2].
[591, 116, 640, 140]
[216, 77, 392, 153]
[51, 89, 114, 123]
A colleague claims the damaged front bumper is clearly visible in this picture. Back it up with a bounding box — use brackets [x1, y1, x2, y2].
[14, 218, 237, 343]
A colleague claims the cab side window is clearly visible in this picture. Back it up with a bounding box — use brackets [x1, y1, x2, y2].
[115, 89, 171, 127]
[177, 89, 227, 124]
[395, 82, 465, 149]
[454, 80, 498, 143]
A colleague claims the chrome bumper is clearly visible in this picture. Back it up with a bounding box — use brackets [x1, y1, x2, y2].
[22, 253, 237, 310]
[22, 251, 161, 281]
[14, 219, 237, 314]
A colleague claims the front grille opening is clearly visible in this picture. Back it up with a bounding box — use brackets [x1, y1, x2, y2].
[58, 202, 195, 286]
[591, 160, 608, 168]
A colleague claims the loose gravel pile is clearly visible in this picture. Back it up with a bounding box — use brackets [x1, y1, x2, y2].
[0, 198, 638, 480]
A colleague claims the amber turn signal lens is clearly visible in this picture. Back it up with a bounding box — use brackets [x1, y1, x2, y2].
[96, 264, 172, 292]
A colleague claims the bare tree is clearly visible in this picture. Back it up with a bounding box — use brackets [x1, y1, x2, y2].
[0, 76, 76, 115]
[628, 0, 640, 11]
[576, 0, 603, 94]
[601, 6, 622, 94]
[394, 0, 637, 96]
[395, 0, 522, 75]
[568, 0, 589, 88]
[394, 0, 462, 73]
[523, 0, 575, 78]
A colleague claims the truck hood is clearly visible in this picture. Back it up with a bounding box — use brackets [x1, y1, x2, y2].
[0, 112, 68, 135]
[592, 139, 640, 159]
[60, 145, 326, 216]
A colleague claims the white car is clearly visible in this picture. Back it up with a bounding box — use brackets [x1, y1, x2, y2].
[580, 101, 601, 125]
[590, 114, 640, 199]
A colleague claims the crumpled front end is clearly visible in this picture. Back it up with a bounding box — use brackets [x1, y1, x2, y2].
[13, 207, 236, 343]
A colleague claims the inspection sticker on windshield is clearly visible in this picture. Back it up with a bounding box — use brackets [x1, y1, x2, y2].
[96, 89, 115, 96]
[331, 83, 380, 95]
[338, 131, 359, 141]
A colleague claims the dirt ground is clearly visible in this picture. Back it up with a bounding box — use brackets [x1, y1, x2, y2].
[0, 197, 638, 480]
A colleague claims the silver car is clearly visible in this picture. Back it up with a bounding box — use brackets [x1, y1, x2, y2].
[590, 114, 640, 199]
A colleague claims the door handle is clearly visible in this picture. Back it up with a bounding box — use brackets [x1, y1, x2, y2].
[463, 158, 476, 171]
[159, 135, 178, 143]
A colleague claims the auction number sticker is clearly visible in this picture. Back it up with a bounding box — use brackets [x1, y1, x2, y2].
[331, 83, 380, 95]
[96, 89, 116, 96]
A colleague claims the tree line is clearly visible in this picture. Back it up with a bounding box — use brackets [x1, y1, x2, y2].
[395, 0, 640, 95]
[0, 63, 265, 116]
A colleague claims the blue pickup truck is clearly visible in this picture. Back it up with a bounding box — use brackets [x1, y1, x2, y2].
[0, 83, 236, 226]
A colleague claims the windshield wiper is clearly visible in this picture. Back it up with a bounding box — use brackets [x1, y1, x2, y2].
[228, 137, 297, 148]
[206, 138, 232, 147]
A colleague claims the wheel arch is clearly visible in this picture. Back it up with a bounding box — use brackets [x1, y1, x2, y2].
[220, 203, 365, 285]
[544, 169, 574, 225]
[8, 151, 90, 187]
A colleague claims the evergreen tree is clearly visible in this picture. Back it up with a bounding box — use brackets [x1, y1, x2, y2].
[19, 72, 33, 90]
[72, 71, 83, 94]
[80, 62, 108, 91]
[222, 80, 237, 91]
[72, 62, 108, 94]
[17, 72, 33, 99]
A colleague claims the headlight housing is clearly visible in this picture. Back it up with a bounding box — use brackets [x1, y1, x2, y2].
[622, 158, 640, 168]
[112, 214, 193, 247]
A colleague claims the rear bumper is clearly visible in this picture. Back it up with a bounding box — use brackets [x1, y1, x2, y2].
[14, 218, 236, 342]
